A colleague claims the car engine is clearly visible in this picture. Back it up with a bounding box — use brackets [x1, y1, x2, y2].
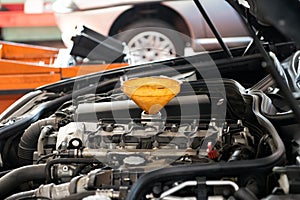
[1, 0, 300, 199]
[1, 74, 284, 200]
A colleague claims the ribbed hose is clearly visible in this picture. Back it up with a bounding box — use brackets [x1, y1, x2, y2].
[0, 164, 46, 199]
[18, 118, 56, 165]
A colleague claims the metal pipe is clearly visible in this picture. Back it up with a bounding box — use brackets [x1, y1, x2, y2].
[206, 180, 239, 191]
[193, 0, 233, 58]
[160, 180, 239, 199]
[160, 181, 197, 198]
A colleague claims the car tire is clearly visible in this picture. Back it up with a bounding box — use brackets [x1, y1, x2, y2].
[117, 19, 185, 64]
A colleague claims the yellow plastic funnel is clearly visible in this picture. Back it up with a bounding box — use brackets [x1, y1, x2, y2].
[122, 77, 181, 114]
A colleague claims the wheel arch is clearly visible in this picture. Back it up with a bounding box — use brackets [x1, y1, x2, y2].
[108, 4, 192, 44]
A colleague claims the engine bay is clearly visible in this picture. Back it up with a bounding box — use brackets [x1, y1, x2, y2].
[1, 75, 286, 199]
[1, 0, 300, 199]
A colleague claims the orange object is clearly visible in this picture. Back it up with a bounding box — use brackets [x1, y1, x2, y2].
[122, 77, 181, 114]
[0, 11, 56, 27]
[0, 3, 56, 28]
[0, 41, 128, 112]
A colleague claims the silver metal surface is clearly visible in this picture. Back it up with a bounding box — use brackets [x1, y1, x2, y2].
[160, 180, 239, 199]
[127, 31, 176, 64]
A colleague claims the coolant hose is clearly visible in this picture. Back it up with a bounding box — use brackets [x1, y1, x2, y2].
[18, 118, 56, 165]
[0, 164, 46, 199]
[5, 190, 35, 200]
[234, 187, 259, 200]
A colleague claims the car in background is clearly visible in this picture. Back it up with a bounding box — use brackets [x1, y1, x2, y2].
[53, 0, 251, 63]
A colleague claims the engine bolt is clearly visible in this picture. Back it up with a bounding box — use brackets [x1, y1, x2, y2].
[72, 140, 80, 147]
[171, 124, 178, 132]
[105, 124, 114, 132]
[217, 98, 225, 106]
[62, 165, 68, 172]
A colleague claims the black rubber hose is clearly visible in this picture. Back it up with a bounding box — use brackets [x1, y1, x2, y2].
[0, 169, 11, 178]
[5, 190, 36, 200]
[234, 187, 259, 200]
[126, 155, 283, 200]
[226, 0, 300, 128]
[0, 164, 46, 199]
[18, 118, 56, 165]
